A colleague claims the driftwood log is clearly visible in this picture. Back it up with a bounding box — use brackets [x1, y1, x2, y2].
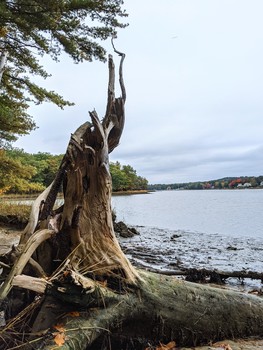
[142, 266, 263, 284]
[1, 48, 263, 350]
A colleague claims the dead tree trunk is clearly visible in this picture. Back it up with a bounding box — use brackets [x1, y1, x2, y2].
[1, 50, 263, 350]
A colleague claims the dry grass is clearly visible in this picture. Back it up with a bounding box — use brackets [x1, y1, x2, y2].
[0, 202, 31, 226]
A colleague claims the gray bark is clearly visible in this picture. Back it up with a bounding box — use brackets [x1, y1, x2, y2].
[0, 49, 8, 83]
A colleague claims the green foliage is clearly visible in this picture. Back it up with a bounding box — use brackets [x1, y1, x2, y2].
[0, 148, 45, 194]
[110, 162, 148, 192]
[0, 0, 127, 145]
[6, 149, 63, 189]
[0, 94, 36, 146]
[20, 151, 63, 187]
[0, 149, 148, 194]
[110, 161, 128, 191]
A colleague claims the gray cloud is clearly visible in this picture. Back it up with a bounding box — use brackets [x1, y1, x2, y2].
[15, 0, 263, 184]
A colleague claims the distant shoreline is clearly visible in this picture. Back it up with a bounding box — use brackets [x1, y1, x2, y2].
[0, 190, 149, 202]
[2, 187, 263, 201]
[112, 190, 149, 196]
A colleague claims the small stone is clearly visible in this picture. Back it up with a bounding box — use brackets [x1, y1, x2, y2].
[114, 221, 135, 238]
[129, 227, 140, 235]
[227, 246, 237, 251]
[171, 234, 182, 240]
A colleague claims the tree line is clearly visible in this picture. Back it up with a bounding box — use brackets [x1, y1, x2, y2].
[0, 149, 148, 195]
[148, 176, 263, 191]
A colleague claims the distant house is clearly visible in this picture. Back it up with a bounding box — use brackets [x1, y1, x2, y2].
[243, 182, 252, 188]
[237, 182, 252, 189]
[260, 181, 263, 187]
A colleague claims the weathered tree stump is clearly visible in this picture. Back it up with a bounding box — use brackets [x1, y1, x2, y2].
[1, 48, 263, 350]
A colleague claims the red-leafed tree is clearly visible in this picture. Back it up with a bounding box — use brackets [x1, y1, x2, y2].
[229, 178, 242, 188]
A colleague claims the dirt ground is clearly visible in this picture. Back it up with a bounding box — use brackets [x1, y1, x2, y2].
[0, 224, 20, 255]
[1, 225, 263, 350]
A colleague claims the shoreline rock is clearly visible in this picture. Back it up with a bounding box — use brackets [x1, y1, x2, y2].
[113, 220, 140, 238]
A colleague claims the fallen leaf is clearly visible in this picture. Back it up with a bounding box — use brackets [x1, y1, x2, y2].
[67, 311, 80, 317]
[54, 332, 65, 346]
[156, 340, 176, 350]
[53, 324, 65, 332]
[98, 280, 108, 287]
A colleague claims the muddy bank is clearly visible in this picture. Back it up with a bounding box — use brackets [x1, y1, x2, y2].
[119, 226, 263, 291]
[1, 223, 263, 290]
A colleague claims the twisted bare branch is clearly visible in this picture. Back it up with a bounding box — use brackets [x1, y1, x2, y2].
[111, 38, 126, 102]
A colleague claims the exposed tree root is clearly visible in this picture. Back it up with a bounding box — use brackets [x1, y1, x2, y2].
[0, 229, 55, 300]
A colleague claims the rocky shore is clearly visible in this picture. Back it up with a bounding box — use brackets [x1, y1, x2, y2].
[118, 225, 263, 292]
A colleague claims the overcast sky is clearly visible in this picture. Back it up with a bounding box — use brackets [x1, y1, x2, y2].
[15, 0, 263, 184]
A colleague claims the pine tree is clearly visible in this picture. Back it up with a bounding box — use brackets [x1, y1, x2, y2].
[0, 0, 127, 145]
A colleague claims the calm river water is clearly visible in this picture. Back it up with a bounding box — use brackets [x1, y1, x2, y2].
[112, 189, 263, 238]
[112, 190, 263, 285]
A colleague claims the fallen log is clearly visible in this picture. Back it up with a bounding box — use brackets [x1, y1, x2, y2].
[6, 269, 263, 349]
[144, 267, 263, 284]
